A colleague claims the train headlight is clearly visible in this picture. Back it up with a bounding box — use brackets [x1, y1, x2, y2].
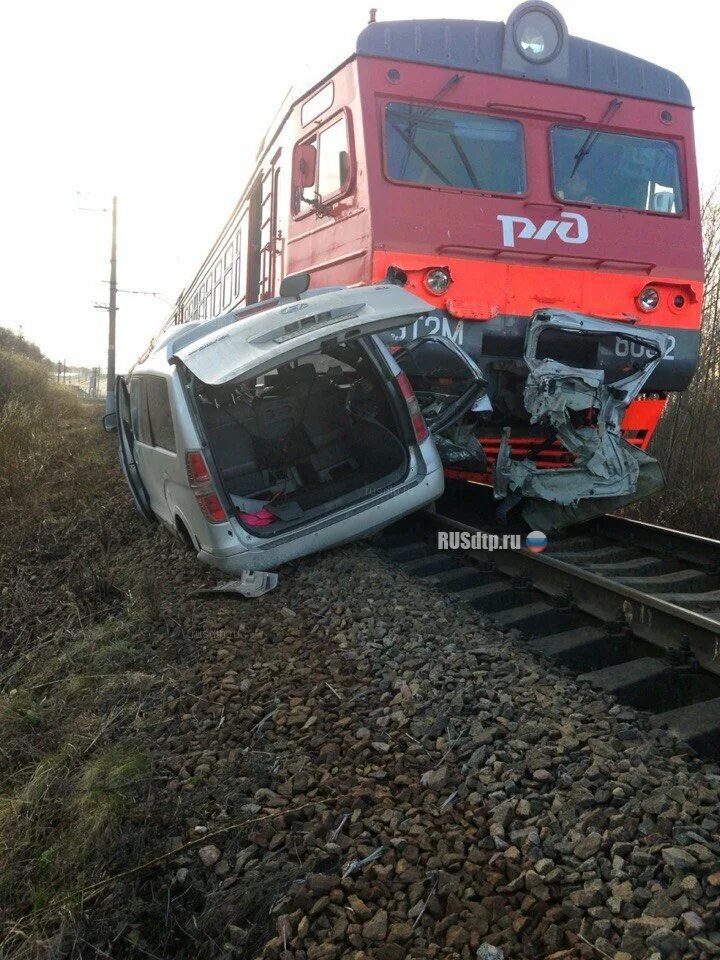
[513, 6, 563, 63]
[424, 268, 451, 295]
[638, 287, 660, 311]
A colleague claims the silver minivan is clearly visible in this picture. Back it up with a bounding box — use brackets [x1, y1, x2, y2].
[112, 282, 485, 572]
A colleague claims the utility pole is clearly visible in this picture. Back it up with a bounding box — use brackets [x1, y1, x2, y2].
[105, 195, 118, 414]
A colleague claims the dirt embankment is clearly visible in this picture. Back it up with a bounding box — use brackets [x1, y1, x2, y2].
[1, 405, 719, 960]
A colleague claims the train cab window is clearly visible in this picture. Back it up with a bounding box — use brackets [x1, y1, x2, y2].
[385, 102, 526, 195]
[318, 118, 349, 198]
[551, 126, 683, 213]
[293, 114, 351, 215]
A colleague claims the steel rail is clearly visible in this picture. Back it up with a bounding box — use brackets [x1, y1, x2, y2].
[592, 514, 720, 569]
[427, 511, 720, 677]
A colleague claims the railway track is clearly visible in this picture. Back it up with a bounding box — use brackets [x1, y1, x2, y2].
[376, 482, 720, 761]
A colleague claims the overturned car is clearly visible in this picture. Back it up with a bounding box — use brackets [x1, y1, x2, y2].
[111, 283, 485, 572]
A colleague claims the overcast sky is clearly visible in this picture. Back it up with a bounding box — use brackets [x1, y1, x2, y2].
[2, 0, 718, 371]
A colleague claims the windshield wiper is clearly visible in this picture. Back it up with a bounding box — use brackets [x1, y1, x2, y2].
[570, 97, 623, 178]
[450, 134, 480, 189]
[399, 73, 463, 178]
[392, 124, 452, 185]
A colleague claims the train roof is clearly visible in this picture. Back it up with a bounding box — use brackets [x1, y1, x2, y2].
[357, 6, 691, 107]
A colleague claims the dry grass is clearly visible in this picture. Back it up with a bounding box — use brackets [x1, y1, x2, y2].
[628, 191, 720, 536]
[0, 351, 53, 408]
[0, 350, 88, 526]
[0, 384, 174, 959]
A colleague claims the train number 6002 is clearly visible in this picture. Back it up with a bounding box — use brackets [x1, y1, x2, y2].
[614, 335, 675, 361]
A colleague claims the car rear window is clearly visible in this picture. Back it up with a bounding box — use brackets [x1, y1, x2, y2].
[385, 102, 526, 195]
[550, 126, 683, 214]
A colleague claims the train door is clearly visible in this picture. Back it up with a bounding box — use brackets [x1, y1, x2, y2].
[245, 153, 284, 304]
[259, 153, 282, 300]
[246, 179, 263, 305]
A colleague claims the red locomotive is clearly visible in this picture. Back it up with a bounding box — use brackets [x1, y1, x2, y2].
[165, 2, 702, 523]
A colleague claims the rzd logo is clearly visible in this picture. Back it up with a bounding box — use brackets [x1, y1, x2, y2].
[497, 212, 589, 248]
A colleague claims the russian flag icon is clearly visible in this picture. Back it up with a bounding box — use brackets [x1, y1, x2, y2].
[525, 530, 548, 553]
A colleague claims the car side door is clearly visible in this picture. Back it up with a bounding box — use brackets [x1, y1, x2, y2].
[115, 375, 154, 522]
[132, 375, 179, 526]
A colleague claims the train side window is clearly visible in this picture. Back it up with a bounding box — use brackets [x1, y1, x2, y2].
[222, 243, 233, 307]
[205, 275, 213, 318]
[234, 225, 244, 298]
[301, 83, 334, 126]
[212, 259, 222, 315]
[318, 118, 349, 198]
[293, 113, 351, 216]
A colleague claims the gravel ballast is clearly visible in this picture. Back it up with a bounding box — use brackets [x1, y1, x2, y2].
[147, 542, 720, 960]
[2, 411, 718, 960]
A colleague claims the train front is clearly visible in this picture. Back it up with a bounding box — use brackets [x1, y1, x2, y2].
[358, 2, 702, 528]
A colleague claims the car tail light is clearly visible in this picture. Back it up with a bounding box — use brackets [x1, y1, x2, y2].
[196, 492, 226, 523]
[186, 450, 211, 486]
[186, 450, 227, 523]
[395, 371, 429, 443]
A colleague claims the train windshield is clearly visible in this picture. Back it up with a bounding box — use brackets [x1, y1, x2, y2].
[385, 102, 526, 195]
[551, 126, 683, 214]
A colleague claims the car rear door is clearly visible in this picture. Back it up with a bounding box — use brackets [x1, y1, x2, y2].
[170, 282, 487, 471]
[170, 284, 441, 387]
[115, 376, 154, 522]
